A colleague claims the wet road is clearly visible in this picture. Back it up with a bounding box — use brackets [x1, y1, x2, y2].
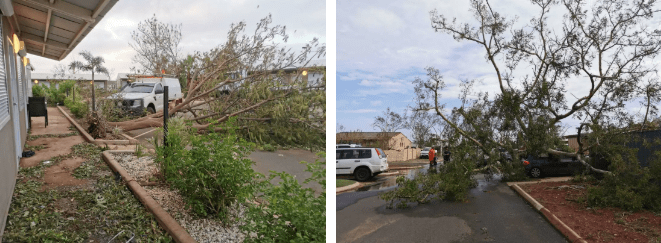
[336, 166, 567, 243]
[249, 149, 325, 193]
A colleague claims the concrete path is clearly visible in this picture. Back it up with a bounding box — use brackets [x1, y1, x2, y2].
[336, 173, 568, 243]
[21, 107, 85, 168]
[21, 106, 92, 190]
[29, 107, 73, 135]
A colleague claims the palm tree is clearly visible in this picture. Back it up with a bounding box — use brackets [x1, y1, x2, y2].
[69, 51, 108, 111]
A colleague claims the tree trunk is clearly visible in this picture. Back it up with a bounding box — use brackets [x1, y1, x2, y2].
[108, 117, 163, 131]
[643, 94, 650, 131]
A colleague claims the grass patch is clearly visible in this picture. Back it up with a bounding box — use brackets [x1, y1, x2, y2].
[24, 144, 45, 151]
[28, 131, 79, 141]
[337, 179, 355, 188]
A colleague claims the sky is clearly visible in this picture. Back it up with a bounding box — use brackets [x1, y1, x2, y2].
[28, 0, 326, 79]
[336, 0, 661, 140]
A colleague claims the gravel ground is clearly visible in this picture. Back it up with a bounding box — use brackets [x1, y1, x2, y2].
[112, 154, 247, 243]
[113, 154, 158, 182]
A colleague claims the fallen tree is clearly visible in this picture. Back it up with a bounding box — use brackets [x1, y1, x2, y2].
[107, 15, 325, 148]
[382, 0, 661, 207]
[416, 0, 661, 175]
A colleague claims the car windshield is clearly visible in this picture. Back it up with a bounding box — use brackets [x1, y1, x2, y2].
[121, 83, 155, 93]
[422, 147, 431, 151]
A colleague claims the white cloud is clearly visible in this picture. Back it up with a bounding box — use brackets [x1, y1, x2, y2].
[371, 100, 382, 106]
[352, 8, 405, 33]
[340, 109, 379, 113]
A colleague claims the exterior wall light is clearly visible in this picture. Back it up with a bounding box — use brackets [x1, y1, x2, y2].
[12, 34, 19, 54]
[302, 70, 308, 76]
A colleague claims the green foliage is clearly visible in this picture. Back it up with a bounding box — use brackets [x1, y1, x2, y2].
[64, 88, 88, 118]
[242, 153, 326, 243]
[38, 80, 77, 105]
[498, 158, 529, 182]
[233, 68, 326, 151]
[262, 144, 276, 152]
[31, 83, 47, 98]
[97, 98, 139, 122]
[580, 128, 661, 212]
[586, 156, 661, 212]
[134, 144, 148, 158]
[380, 143, 477, 208]
[154, 118, 257, 222]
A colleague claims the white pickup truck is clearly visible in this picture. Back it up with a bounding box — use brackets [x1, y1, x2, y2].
[110, 75, 182, 114]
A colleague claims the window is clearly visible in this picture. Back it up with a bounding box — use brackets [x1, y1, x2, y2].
[155, 83, 163, 93]
[0, 16, 8, 128]
[357, 149, 372, 159]
[339, 150, 355, 159]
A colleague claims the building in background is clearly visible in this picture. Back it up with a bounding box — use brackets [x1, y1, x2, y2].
[336, 132, 412, 150]
[30, 72, 112, 90]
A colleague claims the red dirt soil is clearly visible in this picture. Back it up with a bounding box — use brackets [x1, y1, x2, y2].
[521, 182, 661, 242]
[42, 157, 89, 190]
[20, 136, 85, 168]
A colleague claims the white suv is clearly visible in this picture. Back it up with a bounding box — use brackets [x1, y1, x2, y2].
[420, 147, 431, 158]
[336, 147, 388, 181]
[111, 76, 182, 114]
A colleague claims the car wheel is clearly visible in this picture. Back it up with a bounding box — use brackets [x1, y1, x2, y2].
[147, 106, 156, 114]
[354, 167, 372, 182]
[530, 167, 542, 178]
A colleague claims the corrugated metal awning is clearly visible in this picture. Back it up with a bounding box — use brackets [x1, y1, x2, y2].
[8, 0, 118, 60]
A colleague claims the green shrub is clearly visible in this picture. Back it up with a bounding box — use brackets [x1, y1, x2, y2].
[262, 144, 276, 151]
[242, 153, 326, 243]
[64, 92, 88, 118]
[154, 118, 258, 221]
[34, 80, 77, 105]
[31, 84, 48, 98]
[380, 144, 477, 208]
[586, 155, 661, 212]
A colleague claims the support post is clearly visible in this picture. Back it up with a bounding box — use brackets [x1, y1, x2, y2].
[163, 86, 169, 147]
[92, 73, 96, 111]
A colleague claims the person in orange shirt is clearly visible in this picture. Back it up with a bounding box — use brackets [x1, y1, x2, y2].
[429, 147, 436, 166]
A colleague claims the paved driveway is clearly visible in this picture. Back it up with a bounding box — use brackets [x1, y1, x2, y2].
[336, 172, 567, 243]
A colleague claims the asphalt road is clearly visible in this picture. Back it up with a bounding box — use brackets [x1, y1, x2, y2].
[336, 170, 568, 243]
[249, 149, 325, 193]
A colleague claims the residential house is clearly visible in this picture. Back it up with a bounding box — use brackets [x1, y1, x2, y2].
[226, 59, 325, 93]
[0, 0, 118, 237]
[271, 59, 325, 88]
[336, 132, 413, 150]
[563, 133, 587, 152]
